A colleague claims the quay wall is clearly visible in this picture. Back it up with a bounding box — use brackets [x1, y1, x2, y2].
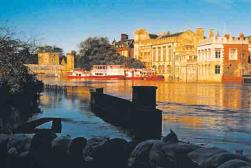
[90, 86, 162, 140]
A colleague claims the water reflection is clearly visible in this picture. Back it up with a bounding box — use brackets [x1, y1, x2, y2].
[37, 77, 251, 154]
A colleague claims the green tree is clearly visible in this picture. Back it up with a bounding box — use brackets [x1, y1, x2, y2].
[77, 37, 144, 70]
[36, 45, 64, 56]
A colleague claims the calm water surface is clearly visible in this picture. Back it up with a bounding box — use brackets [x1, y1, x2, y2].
[34, 77, 251, 154]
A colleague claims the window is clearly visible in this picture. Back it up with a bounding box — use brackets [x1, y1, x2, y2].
[248, 55, 251, 64]
[215, 65, 221, 74]
[229, 48, 238, 60]
[163, 46, 166, 62]
[168, 47, 172, 62]
[215, 49, 221, 58]
[153, 48, 156, 62]
[158, 47, 161, 62]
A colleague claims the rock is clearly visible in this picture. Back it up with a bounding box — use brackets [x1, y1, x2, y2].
[30, 130, 57, 152]
[162, 142, 201, 154]
[51, 135, 71, 168]
[161, 130, 179, 144]
[69, 137, 87, 156]
[7, 134, 32, 154]
[149, 141, 176, 168]
[188, 147, 227, 166]
[127, 141, 139, 154]
[148, 142, 201, 168]
[128, 140, 162, 168]
[29, 130, 57, 168]
[68, 137, 87, 168]
[83, 137, 110, 168]
[51, 135, 71, 154]
[0, 134, 9, 166]
[201, 152, 250, 168]
[217, 159, 251, 168]
[106, 138, 129, 168]
[83, 137, 109, 160]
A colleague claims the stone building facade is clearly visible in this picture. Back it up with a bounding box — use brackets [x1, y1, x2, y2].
[134, 28, 205, 80]
[112, 34, 134, 57]
[26, 51, 75, 76]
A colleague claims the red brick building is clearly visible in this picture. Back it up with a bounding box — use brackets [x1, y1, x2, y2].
[222, 33, 251, 83]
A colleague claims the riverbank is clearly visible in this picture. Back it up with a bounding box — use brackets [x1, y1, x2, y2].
[0, 130, 250, 168]
[0, 78, 43, 133]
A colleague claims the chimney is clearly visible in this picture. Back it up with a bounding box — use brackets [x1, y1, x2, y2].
[224, 34, 230, 40]
[196, 28, 204, 36]
[121, 34, 129, 41]
[239, 32, 244, 39]
[209, 29, 214, 38]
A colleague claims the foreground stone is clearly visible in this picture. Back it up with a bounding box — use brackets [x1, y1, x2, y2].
[0, 130, 251, 168]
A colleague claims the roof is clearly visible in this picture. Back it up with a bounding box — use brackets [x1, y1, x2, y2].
[112, 39, 134, 48]
[149, 34, 158, 39]
[159, 32, 184, 39]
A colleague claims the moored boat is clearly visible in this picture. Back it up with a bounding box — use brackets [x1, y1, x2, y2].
[67, 65, 164, 81]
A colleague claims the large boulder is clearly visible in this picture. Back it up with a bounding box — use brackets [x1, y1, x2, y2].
[83, 137, 109, 161]
[188, 147, 227, 166]
[105, 138, 129, 168]
[30, 130, 57, 152]
[7, 134, 32, 154]
[161, 130, 179, 144]
[149, 141, 176, 168]
[51, 135, 71, 154]
[0, 134, 9, 165]
[128, 139, 162, 168]
[69, 137, 87, 157]
[4, 134, 32, 168]
[83, 137, 110, 168]
[83, 137, 129, 168]
[201, 152, 250, 168]
[217, 159, 251, 168]
[68, 137, 87, 168]
[29, 130, 57, 168]
[148, 142, 201, 168]
[51, 135, 72, 168]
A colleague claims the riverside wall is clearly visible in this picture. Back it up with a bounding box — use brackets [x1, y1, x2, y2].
[89, 86, 162, 140]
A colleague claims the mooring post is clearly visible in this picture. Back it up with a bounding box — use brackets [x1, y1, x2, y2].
[132, 86, 162, 140]
[89, 88, 104, 111]
[132, 86, 157, 110]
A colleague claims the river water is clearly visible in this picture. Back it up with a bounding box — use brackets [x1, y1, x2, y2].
[33, 77, 251, 155]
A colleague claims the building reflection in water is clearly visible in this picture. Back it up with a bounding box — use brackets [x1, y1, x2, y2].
[38, 77, 251, 154]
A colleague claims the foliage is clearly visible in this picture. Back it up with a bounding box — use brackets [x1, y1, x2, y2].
[36, 45, 64, 56]
[0, 27, 43, 132]
[76, 37, 144, 70]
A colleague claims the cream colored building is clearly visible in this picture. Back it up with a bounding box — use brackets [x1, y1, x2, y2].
[26, 51, 75, 76]
[134, 29, 158, 68]
[134, 28, 204, 81]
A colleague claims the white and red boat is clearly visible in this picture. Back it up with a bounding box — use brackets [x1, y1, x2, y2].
[67, 65, 164, 81]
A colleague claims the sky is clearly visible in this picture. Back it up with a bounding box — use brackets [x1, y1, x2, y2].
[1, 0, 251, 53]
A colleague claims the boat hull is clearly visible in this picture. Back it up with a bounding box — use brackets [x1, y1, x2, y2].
[67, 75, 164, 81]
[67, 75, 125, 80]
